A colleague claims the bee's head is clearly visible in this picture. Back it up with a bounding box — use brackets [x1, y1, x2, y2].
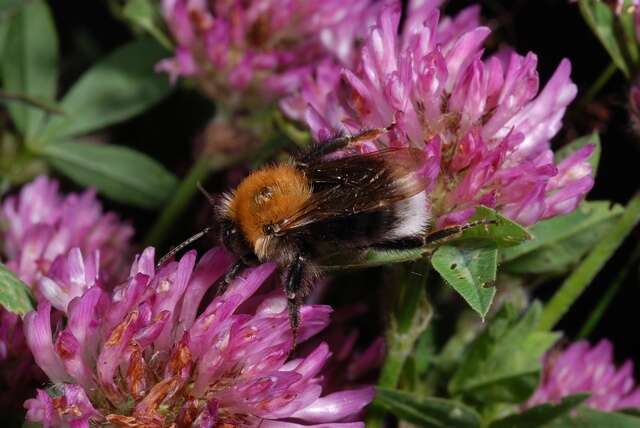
[217, 164, 313, 263]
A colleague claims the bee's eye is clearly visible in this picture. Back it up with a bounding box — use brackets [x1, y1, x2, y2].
[225, 226, 236, 240]
[221, 223, 238, 249]
[263, 224, 274, 235]
[221, 223, 251, 257]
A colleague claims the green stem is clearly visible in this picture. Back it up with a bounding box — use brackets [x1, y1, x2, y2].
[143, 104, 292, 249]
[143, 156, 212, 248]
[0, 90, 64, 115]
[577, 62, 618, 108]
[367, 262, 432, 428]
[273, 110, 310, 147]
[538, 193, 640, 332]
[578, 242, 640, 338]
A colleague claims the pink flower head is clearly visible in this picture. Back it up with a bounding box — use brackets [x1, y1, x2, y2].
[302, 1, 593, 226]
[36, 248, 102, 313]
[0, 177, 133, 418]
[0, 310, 44, 418]
[24, 247, 374, 427]
[528, 340, 640, 411]
[157, 0, 374, 110]
[0, 176, 133, 288]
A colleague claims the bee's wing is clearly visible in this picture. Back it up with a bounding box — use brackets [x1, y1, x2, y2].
[276, 147, 427, 233]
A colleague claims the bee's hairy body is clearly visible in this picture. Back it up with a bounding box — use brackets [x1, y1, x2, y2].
[222, 163, 429, 262]
[215, 128, 431, 335]
[223, 164, 312, 263]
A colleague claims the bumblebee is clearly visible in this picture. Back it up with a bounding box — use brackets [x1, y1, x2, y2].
[216, 128, 430, 332]
[161, 126, 477, 337]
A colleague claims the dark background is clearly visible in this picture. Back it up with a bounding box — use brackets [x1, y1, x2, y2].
[49, 0, 640, 366]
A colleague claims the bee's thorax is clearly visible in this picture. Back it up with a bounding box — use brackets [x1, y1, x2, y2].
[226, 163, 311, 250]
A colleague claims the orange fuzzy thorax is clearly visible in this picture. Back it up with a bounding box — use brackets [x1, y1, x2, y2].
[228, 164, 311, 247]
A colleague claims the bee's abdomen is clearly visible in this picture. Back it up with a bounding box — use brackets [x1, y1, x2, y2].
[302, 190, 429, 251]
[306, 210, 392, 245]
[386, 191, 430, 239]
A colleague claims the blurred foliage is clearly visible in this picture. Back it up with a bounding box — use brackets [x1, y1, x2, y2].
[0, 0, 176, 209]
[0, 262, 32, 314]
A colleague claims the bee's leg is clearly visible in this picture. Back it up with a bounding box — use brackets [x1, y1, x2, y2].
[240, 253, 260, 267]
[214, 258, 246, 296]
[284, 254, 306, 348]
[298, 124, 395, 163]
[424, 219, 498, 246]
[215, 253, 261, 295]
[371, 236, 425, 250]
[371, 220, 499, 250]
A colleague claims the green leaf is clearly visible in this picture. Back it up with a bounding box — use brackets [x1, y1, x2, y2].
[0, 6, 11, 61]
[432, 239, 497, 319]
[449, 303, 559, 405]
[501, 201, 621, 260]
[41, 37, 172, 141]
[0, 91, 65, 115]
[122, 0, 173, 49]
[578, 0, 632, 76]
[2, 0, 58, 138]
[0, 262, 33, 315]
[274, 110, 312, 146]
[375, 388, 481, 428]
[537, 193, 640, 332]
[503, 220, 613, 274]
[488, 395, 588, 428]
[546, 406, 640, 428]
[42, 141, 178, 209]
[501, 201, 623, 274]
[554, 133, 601, 177]
[0, 0, 22, 14]
[458, 206, 532, 248]
[619, 0, 640, 66]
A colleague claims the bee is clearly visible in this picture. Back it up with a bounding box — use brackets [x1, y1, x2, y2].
[160, 126, 483, 338]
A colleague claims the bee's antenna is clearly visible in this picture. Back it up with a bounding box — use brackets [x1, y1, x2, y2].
[156, 226, 213, 268]
[197, 181, 216, 207]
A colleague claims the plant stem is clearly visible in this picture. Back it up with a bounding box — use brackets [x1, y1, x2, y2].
[577, 62, 618, 108]
[144, 150, 235, 251]
[143, 105, 291, 249]
[367, 262, 432, 428]
[538, 193, 640, 332]
[142, 104, 272, 249]
[0, 90, 64, 115]
[143, 155, 213, 248]
[578, 242, 640, 338]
